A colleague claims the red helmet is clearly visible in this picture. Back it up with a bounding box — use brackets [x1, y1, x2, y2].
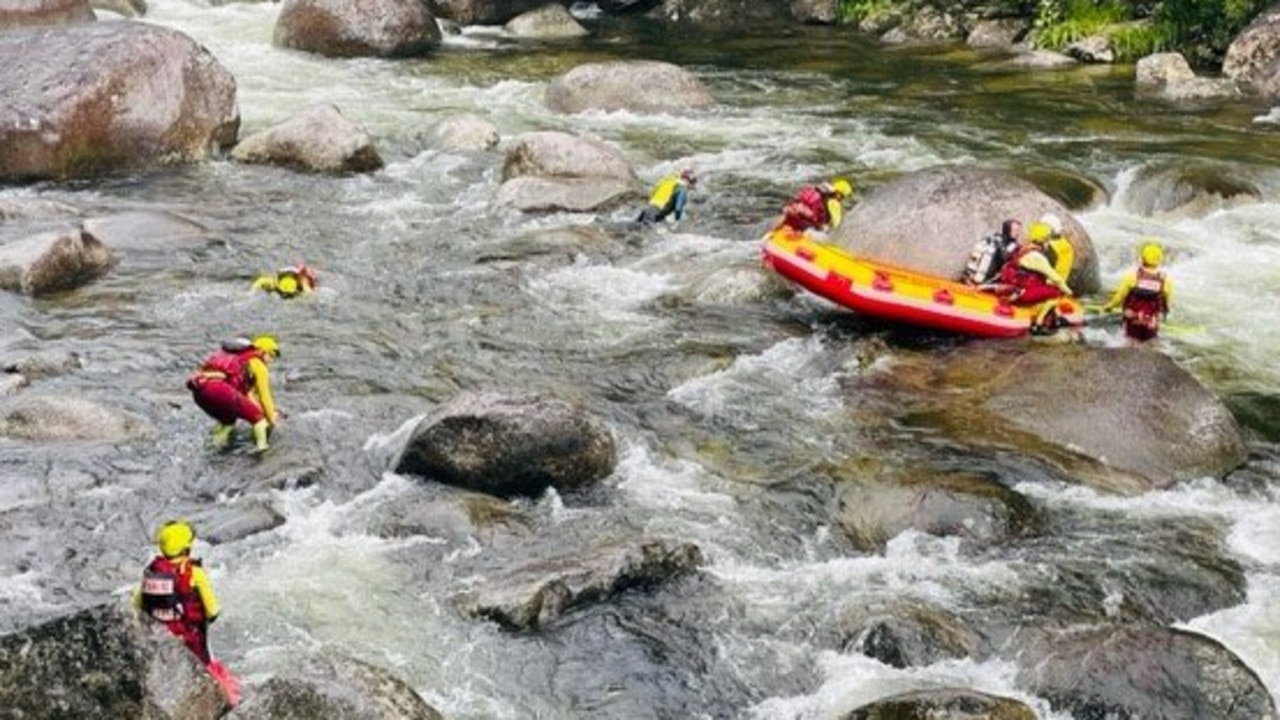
[296, 264, 318, 288]
[680, 169, 697, 186]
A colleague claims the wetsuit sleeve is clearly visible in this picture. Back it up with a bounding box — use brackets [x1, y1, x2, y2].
[1162, 274, 1173, 313]
[190, 565, 221, 621]
[1050, 239, 1074, 280]
[251, 276, 275, 293]
[1102, 271, 1137, 311]
[826, 198, 843, 231]
[247, 357, 278, 424]
[1020, 251, 1071, 293]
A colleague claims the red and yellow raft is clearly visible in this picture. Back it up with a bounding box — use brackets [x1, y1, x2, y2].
[760, 228, 1083, 338]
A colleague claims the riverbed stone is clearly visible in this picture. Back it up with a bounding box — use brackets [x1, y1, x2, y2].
[0, 0, 94, 30]
[966, 18, 1024, 48]
[840, 598, 980, 669]
[90, 0, 144, 16]
[232, 104, 384, 174]
[495, 175, 637, 212]
[505, 3, 587, 38]
[858, 344, 1247, 495]
[0, 602, 229, 720]
[0, 22, 238, 183]
[426, 0, 548, 24]
[835, 165, 1100, 294]
[546, 60, 714, 114]
[789, 0, 835, 25]
[843, 689, 1036, 720]
[274, 0, 441, 58]
[1223, 4, 1280, 98]
[656, 0, 789, 27]
[82, 210, 213, 255]
[454, 537, 704, 630]
[1120, 160, 1262, 218]
[393, 392, 618, 498]
[834, 468, 1040, 552]
[501, 130, 635, 182]
[1011, 622, 1277, 720]
[427, 113, 499, 152]
[0, 394, 151, 442]
[227, 652, 443, 720]
[0, 348, 82, 379]
[0, 228, 116, 296]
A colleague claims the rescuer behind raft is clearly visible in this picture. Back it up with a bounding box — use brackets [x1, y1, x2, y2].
[187, 335, 281, 452]
[1101, 240, 1173, 344]
[251, 264, 317, 299]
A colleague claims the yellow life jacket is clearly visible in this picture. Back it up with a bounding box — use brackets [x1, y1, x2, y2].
[648, 176, 680, 208]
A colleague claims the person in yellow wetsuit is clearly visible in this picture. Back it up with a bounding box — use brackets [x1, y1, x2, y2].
[637, 169, 697, 225]
[1038, 213, 1075, 283]
[135, 520, 221, 665]
[251, 264, 317, 299]
[1102, 241, 1173, 343]
[186, 335, 281, 451]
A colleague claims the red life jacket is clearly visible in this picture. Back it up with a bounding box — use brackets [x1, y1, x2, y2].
[1125, 266, 1167, 317]
[141, 556, 206, 627]
[781, 186, 831, 232]
[194, 347, 262, 392]
[998, 244, 1042, 286]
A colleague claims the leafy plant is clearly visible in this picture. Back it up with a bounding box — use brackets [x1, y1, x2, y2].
[838, 0, 893, 25]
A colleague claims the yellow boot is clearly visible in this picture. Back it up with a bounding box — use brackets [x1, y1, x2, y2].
[251, 420, 270, 452]
[210, 424, 235, 449]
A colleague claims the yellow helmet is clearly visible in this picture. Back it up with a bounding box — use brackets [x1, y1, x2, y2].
[831, 178, 853, 198]
[1140, 241, 1164, 267]
[252, 334, 280, 358]
[1027, 221, 1052, 244]
[157, 520, 195, 558]
[276, 274, 300, 296]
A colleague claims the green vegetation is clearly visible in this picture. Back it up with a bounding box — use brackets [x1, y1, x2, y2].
[836, 0, 1269, 67]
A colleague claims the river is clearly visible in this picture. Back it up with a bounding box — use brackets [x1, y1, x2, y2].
[2, 3, 1280, 719]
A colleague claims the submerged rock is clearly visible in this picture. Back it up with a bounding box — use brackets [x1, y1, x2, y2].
[844, 688, 1036, 720]
[0, 228, 116, 296]
[0, 0, 94, 31]
[0, 394, 151, 442]
[0, 22, 238, 182]
[545, 60, 714, 114]
[232, 104, 384, 174]
[454, 537, 704, 630]
[1119, 160, 1262, 219]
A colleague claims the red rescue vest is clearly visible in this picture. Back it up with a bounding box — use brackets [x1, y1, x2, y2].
[141, 556, 206, 627]
[193, 348, 262, 392]
[1125, 266, 1167, 316]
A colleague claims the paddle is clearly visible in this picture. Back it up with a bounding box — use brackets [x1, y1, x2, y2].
[1081, 304, 1202, 337]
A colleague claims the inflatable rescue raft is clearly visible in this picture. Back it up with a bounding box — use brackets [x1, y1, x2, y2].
[760, 228, 1083, 338]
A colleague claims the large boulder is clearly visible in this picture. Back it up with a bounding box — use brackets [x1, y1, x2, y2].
[1223, 4, 1280, 98]
[274, 0, 441, 58]
[0, 228, 116, 296]
[454, 538, 704, 630]
[545, 60, 714, 115]
[859, 344, 1247, 495]
[494, 175, 635, 212]
[0, 0, 94, 30]
[0, 22, 238, 183]
[393, 392, 618, 498]
[835, 165, 1100, 294]
[227, 652, 443, 720]
[840, 599, 980, 669]
[1134, 52, 1239, 102]
[504, 3, 587, 38]
[232, 104, 383, 174]
[0, 603, 229, 720]
[82, 210, 213, 255]
[1011, 623, 1276, 719]
[657, 0, 789, 26]
[90, 0, 144, 17]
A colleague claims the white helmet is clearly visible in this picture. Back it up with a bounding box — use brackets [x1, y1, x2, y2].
[1039, 212, 1063, 236]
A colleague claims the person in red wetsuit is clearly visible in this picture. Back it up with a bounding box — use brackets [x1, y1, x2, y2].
[135, 520, 221, 665]
[1102, 241, 1173, 343]
[778, 178, 853, 234]
[997, 220, 1074, 332]
[187, 335, 281, 451]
